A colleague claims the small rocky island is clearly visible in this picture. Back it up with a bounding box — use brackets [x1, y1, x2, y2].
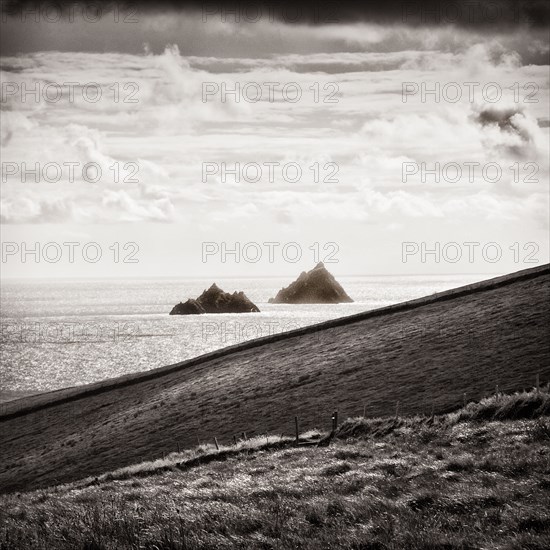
[170, 284, 260, 315]
[269, 262, 353, 304]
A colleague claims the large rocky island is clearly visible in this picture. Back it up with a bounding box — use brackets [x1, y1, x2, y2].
[170, 284, 260, 315]
[269, 262, 353, 304]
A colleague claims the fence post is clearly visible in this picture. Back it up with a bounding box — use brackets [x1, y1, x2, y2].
[233, 435, 237, 446]
[295, 416, 299, 442]
[332, 410, 338, 433]
[242, 432, 247, 441]
[214, 437, 220, 451]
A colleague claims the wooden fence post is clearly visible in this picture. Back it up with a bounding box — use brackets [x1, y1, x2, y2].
[233, 435, 237, 446]
[214, 437, 220, 451]
[295, 416, 299, 442]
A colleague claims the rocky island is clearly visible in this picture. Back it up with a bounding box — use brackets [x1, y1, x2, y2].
[170, 284, 260, 315]
[269, 262, 353, 304]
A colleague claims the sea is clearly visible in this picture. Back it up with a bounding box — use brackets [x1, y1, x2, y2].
[0, 274, 492, 400]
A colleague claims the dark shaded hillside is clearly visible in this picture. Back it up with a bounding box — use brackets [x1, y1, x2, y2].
[1, 265, 549, 493]
[2, 390, 549, 550]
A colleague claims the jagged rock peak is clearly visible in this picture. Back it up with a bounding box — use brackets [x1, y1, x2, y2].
[170, 284, 260, 315]
[268, 264, 353, 304]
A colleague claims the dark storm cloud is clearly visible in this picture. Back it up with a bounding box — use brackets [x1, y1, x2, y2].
[2, 0, 549, 28]
[476, 106, 524, 130]
[474, 105, 543, 159]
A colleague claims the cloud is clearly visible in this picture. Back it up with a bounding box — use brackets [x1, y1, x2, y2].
[1, 194, 78, 223]
[3, 6, 550, 62]
[0, 35, 547, 242]
[0, 111, 34, 146]
[3, 1, 549, 28]
[101, 187, 175, 222]
[1, 183, 176, 223]
[473, 104, 547, 159]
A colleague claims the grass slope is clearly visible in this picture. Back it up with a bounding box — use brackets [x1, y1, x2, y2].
[1, 266, 549, 493]
[1, 390, 549, 550]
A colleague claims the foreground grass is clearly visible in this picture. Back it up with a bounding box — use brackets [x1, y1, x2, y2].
[1, 390, 549, 550]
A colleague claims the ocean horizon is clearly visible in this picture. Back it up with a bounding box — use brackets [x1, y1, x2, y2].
[1, 273, 493, 399]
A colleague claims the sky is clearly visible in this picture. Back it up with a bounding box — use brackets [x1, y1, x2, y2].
[0, 0, 549, 278]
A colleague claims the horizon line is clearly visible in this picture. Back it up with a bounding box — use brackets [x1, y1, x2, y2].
[0, 272, 507, 282]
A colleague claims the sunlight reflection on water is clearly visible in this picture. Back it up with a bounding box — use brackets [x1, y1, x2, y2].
[0, 275, 486, 394]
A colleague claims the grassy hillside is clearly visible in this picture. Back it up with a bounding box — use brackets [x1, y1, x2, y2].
[1, 390, 549, 549]
[1, 265, 549, 493]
